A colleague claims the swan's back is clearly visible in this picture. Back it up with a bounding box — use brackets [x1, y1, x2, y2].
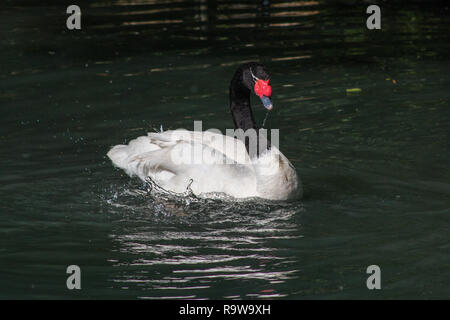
[107, 129, 301, 200]
[107, 130, 259, 197]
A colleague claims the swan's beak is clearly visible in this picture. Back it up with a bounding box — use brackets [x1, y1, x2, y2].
[261, 95, 273, 110]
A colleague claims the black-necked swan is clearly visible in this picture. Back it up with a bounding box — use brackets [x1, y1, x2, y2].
[107, 62, 302, 200]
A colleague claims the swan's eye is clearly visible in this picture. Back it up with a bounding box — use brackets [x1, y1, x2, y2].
[254, 79, 272, 98]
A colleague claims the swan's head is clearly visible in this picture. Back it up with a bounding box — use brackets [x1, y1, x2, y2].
[244, 63, 273, 110]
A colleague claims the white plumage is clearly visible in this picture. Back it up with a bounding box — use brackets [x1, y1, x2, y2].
[107, 129, 301, 200]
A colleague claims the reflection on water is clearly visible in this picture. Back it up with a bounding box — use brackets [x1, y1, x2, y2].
[88, 0, 320, 32]
[1, 0, 450, 299]
[105, 181, 303, 299]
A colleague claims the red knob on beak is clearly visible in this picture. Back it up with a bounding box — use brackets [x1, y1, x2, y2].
[254, 79, 272, 98]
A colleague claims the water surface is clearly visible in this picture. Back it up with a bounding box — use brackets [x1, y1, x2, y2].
[1, 0, 449, 299]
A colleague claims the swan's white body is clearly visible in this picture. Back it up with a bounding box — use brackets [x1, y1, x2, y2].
[107, 129, 301, 200]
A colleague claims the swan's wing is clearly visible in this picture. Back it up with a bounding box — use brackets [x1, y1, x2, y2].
[107, 136, 161, 174]
[127, 141, 229, 175]
[108, 134, 257, 196]
[148, 130, 251, 165]
[108, 132, 252, 180]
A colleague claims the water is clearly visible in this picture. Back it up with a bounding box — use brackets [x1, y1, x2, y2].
[1, 0, 449, 299]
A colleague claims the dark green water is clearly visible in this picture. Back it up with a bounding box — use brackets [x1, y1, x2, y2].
[1, 1, 449, 299]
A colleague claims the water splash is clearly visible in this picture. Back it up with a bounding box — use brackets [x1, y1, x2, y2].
[103, 176, 304, 221]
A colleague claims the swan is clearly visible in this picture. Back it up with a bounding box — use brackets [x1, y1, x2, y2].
[107, 62, 302, 200]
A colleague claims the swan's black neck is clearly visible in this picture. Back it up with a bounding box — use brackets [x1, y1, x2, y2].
[229, 63, 270, 157]
[229, 70, 257, 132]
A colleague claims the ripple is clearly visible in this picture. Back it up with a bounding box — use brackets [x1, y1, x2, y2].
[102, 179, 304, 298]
